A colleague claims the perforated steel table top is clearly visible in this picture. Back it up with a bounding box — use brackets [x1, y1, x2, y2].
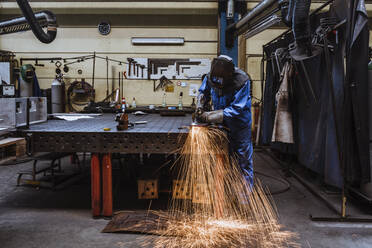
[22, 114, 191, 134]
[18, 114, 192, 153]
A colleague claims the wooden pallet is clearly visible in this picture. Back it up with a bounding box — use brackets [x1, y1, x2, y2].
[0, 138, 26, 165]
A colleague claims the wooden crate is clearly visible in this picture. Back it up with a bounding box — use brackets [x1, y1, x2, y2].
[137, 179, 158, 199]
[172, 180, 192, 200]
[0, 138, 26, 165]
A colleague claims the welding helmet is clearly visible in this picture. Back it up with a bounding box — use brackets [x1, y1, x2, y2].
[208, 55, 235, 89]
[20, 64, 35, 83]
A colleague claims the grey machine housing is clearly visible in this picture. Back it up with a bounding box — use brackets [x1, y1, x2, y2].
[0, 97, 47, 130]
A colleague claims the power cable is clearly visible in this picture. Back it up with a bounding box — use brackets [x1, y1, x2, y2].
[255, 170, 291, 195]
[254, 150, 292, 195]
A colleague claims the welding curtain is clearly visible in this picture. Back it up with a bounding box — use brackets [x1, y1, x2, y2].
[346, 0, 370, 184]
[261, 0, 370, 187]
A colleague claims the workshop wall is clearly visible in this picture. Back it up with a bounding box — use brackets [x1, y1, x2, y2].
[0, 26, 282, 109]
[0, 26, 217, 108]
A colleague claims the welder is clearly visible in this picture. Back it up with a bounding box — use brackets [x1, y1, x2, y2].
[195, 55, 253, 188]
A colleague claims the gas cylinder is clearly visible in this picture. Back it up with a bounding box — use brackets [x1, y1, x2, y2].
[51, 76, 65, 113]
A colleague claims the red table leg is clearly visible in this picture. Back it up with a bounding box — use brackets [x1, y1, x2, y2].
[102, 153, 113, 218]
[91, 153, 101, 218]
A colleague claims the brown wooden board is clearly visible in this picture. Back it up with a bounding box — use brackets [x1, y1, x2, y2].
[0, 138, 26, 165]
[102, 210, 169, 235]
[0, 137, 25, 148]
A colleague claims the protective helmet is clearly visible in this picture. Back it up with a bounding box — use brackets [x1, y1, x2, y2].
[208, 55, 235, 89]
[20, 64, 35, 83]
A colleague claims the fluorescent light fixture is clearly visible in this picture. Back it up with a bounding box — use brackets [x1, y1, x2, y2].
[131, 37, 184, 45]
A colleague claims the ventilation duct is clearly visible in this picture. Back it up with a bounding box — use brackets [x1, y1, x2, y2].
[225, 0, 282, 47]
[244, 14, 282, 39]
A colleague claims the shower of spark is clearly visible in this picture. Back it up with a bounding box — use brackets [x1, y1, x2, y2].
[144, 126, 298, 248]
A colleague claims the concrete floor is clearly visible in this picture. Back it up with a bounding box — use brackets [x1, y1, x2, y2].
[0, 152, 372, 248]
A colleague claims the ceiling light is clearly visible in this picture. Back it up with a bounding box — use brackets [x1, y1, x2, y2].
[131, 37, 184, 45]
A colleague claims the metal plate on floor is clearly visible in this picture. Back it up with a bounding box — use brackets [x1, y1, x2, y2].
[102, 210, 168, 234]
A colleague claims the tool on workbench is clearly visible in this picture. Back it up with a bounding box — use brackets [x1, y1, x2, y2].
[178, 92, 183, 110]
[115, 112, 129, 130]
[191, 98, 196, 110]
[131, 97, 136, 108]
[135, 120, 147, 125]
[121, 97, 126, 113]
[162, 93, 167, 107]
[115, 97, 129, 130]
[82, 88, 120, 113]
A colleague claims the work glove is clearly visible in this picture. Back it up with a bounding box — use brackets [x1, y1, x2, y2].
[196, 109, 223, 124]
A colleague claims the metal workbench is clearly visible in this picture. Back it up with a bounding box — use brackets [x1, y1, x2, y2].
[19, 113, 190, 154]
[16, 113, 191, 218]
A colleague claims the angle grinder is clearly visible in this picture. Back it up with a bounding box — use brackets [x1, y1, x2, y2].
[191, 107, 209, 127]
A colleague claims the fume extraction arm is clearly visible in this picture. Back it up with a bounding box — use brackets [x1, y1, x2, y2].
[226, 0, 313, 46]
[0, 0, 57, 44]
